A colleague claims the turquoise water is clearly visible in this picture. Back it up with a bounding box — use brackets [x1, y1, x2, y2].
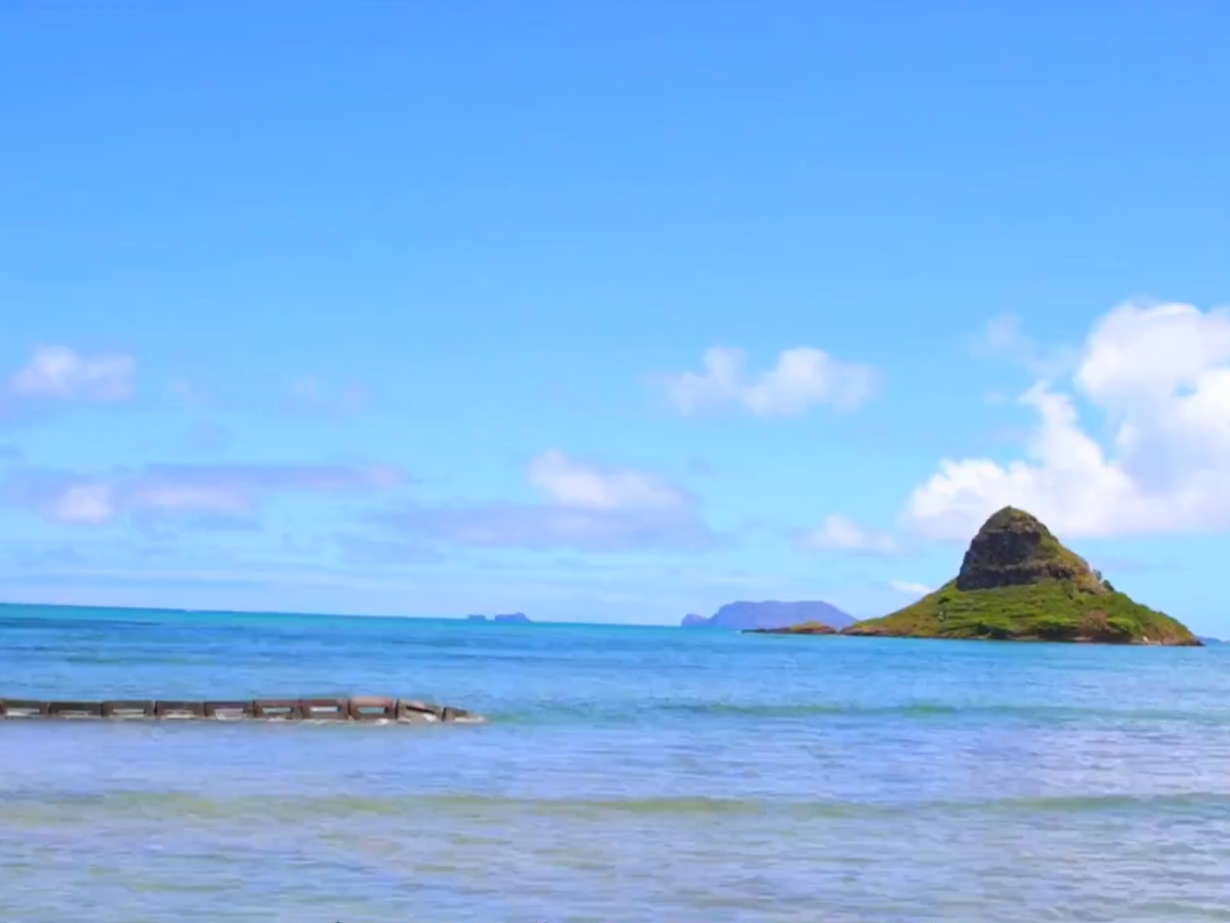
[3, 604, 1230, 922]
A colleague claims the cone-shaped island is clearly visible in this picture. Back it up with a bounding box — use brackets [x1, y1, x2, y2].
[844, 507, 1200, 645]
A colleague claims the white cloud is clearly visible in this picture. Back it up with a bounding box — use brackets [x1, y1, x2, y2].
[660, 346, 878, 418]
[908, 301, 1230, 539]
[890, 579, 932, 596]
[379, 450, 714, 552]
[282, 376, 370, 418]
[798, 514, 897, 555]
[528, 449, 685, 511]
[2, 462, 409, 526]
[127, 482, 254, 518]
[48, 483, 116, 524]
[165, 378, 209, 408]
[9, 345, 135, 403]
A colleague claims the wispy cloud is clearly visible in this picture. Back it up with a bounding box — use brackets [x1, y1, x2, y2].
[796, 514, 897, 555]
[1, 462, 410, 527]
[889, 579, 932, 596]
[380, 502, 715, 552]
[376, 449, 717, 552]
[971, 313, 1080, 381]
[281, 376, 370, 419]
[186, 420, 233, 452]
[5, 345, 135, 407]
[335, 534, 446, 566]
[164, 378, 210, 409]
[527, 449, 686, 512]
[687, 455, 716, 477]
[657, 346, 879, 418]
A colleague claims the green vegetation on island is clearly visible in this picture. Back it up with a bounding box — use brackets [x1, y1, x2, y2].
[743, 620, 837, 635]
[844, 507, 1200, 646]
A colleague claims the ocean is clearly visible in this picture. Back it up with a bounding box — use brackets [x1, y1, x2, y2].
[2, 603, 1229, 922]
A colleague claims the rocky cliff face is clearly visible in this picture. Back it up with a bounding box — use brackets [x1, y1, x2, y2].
[955, 507, 1106, 594]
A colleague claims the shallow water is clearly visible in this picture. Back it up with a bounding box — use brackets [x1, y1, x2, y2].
[2, 603, 1229, 922]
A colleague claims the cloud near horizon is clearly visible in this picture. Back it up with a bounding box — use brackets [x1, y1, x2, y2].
[659, 346, 879, 418]
[907, 301, 1230, 540]
[376, 449, 716, 552]
[1, 462, 410, 527]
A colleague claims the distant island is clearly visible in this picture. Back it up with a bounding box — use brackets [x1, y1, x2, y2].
[682, 600, 855, 632]
[843, 507, 1200, 646]
[465, 612, 531, 624]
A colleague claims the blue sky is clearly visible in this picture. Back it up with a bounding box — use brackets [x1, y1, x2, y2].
[3, 1, 1230, 631]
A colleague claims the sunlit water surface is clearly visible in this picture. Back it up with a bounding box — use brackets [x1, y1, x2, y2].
[2, 604, 1229, 922]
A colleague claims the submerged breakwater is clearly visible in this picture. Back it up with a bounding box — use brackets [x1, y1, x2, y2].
[0, 695, 484, 723]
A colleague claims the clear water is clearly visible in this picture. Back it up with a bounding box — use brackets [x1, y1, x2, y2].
[2, 603, 1229, 922]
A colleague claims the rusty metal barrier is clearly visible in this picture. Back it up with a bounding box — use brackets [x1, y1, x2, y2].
[48, 701, 103, 718]
[251, 699, 303, 720]
[155, 701, 206, 719]
[299, 698, 349, 720]
[348, 696, 396, 720]
[204, 700, 253, 719]
[396, 699, 442, 722]
[102, 700, 155, 719]
[0, 695, 483, 724]
[0, 699, 50, 718]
